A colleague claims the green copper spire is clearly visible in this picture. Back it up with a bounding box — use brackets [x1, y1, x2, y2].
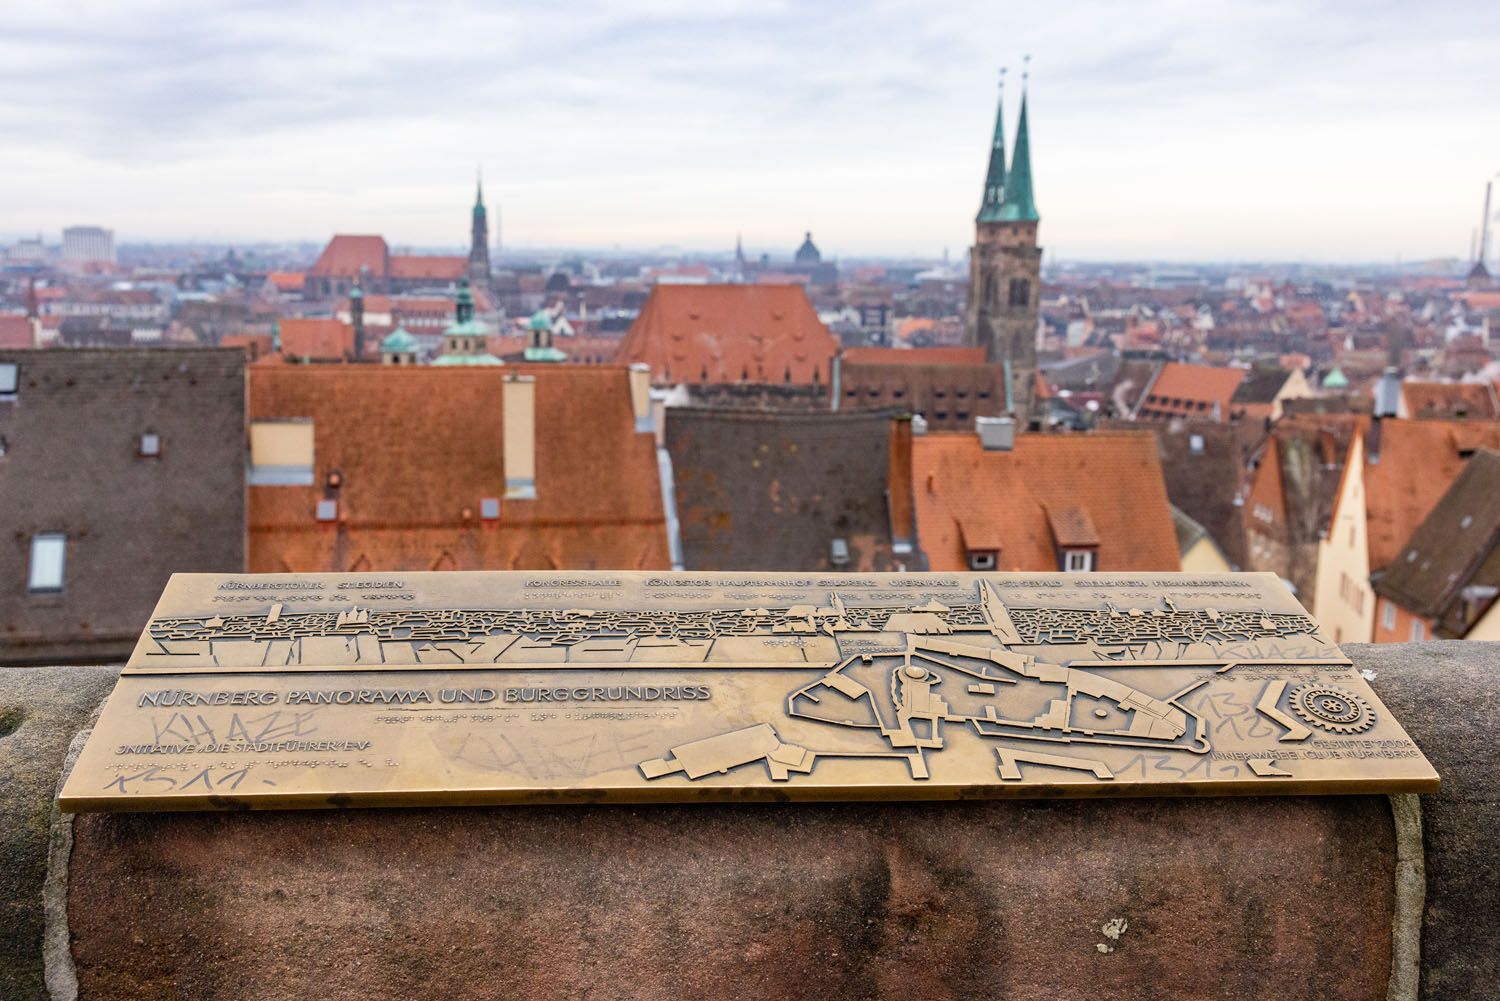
[975, 69, 1008, 223]
[996, 73, 1039, 223]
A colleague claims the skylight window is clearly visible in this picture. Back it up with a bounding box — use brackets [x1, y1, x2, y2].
[28, 533, 65, 593]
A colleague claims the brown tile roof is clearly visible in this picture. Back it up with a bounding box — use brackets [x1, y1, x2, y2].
[0, 315, 34, 349]
[1373, 449, 1500, 632]
[279, 318, 354, 361]
[0, 348, 245, 663]
[1101, 419, 1250, 570]
[1352, 419, 1500, 570]
[839, 355, 1007, 431]
[617, 284, 837, 385]
[389, 256, 468, 281]
[665, 407, 906, 571]
[248, 365, 668, 572]
[841, 347, 985, 366]
[1400, 382, 1499, 420]
[912, 431, 1180, 572]
[1137, 362, 1246, 419]
[1230, 366, 1295, 405]
[308, 235, 389, 279]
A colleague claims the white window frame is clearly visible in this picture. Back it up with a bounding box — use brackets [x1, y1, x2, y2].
[1410, 619, 1424, 642]
[0, 362, 17, 399]
[27, 533, 66, 593]
[1382, 600, 1396, 632]
[1063, 549, 1095, 573]
[139, 432, 162, 457]
[968, 551, 997, 571]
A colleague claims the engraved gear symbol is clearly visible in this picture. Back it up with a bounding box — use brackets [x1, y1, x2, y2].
[1289, 684, 1375, 734]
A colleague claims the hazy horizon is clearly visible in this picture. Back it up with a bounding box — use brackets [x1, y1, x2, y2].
[2, 1, 1496, 263]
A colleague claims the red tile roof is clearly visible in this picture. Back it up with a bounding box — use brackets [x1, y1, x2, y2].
[1400, 382, 1499, 420]
[389, 256, 468, 281]
[841, 346, 985, 366]
[279, 319, 355, 361]
[617, 284, 837, 385]
[1137, 362, 1246, 419]
[912, 431, 1180, 572]
[247, 365, 668, 572]
[265, 272, 306, 293]
[1352, 420, 1500, 570]
[308, 235, 389, 279]
[0, 315, 34, 349]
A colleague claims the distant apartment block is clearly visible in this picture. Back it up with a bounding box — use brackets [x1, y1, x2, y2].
[0, 348, 246, 664]
[61, 226, 116, 265]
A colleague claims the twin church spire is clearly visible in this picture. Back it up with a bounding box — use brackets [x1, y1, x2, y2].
[975, 60, 1039, 225]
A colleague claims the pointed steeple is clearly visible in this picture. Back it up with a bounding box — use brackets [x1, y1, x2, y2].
[469, 169, 491, 282]
[998, 60, 1039, 223]
[976, 68, 1008, 223]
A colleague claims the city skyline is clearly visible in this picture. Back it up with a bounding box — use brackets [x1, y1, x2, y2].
[1, 1, 1497, 262]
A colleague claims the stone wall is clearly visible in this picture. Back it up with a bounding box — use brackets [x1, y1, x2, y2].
[2, 643, 1495, 1001]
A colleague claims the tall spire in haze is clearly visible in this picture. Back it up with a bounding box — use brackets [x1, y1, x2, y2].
[976, 67, 1008, 223]
[468, 168, 491, 285]
[998, 58, 1039, 223]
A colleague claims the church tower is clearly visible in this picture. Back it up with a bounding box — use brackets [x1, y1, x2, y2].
[966, 65, 1041, 423]
[469, 174, 491, 287]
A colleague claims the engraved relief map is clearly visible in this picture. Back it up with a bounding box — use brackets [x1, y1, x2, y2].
[60, 572, 1438, 811]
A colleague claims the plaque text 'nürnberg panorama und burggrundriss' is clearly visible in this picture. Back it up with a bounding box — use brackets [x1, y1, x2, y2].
[58, 572, 1438, 810]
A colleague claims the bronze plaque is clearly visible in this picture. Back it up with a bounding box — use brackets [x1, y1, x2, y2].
[58, 572, 1437, 811]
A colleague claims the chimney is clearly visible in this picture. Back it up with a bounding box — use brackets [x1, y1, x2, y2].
[503, 374, 537, 499]
[628, 363, 653, 434]
[887, 415, 916, 557]
[1373, 367, 1402, 419]
[976, 415, 1016, 451]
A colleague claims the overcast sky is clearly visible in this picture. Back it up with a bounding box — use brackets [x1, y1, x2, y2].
[0, 0, 1496, 261]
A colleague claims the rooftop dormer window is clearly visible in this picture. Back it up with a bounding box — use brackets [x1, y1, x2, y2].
[1062, 549, 1095, 573]
[967, 549, 997, 571]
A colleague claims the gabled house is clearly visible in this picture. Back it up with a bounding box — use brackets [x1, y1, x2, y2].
[836, 346, 1008, 431]
[1243, 415, 1358, 603]
[1398, 381, 1500, 420]
[911, 426, 1179, 572]
[1133, 362, 1246, 421]
[1372, 449, 1500, 641]
[1229, 365, 1312, 424]
[616, 284, 837, 387]
[1313, 420, 1500, 643]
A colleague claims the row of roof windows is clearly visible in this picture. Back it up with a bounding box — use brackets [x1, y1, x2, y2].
[311, 497, 510, 524]
[965, 548, 1096, 573]
[849, 387, 992, 400]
